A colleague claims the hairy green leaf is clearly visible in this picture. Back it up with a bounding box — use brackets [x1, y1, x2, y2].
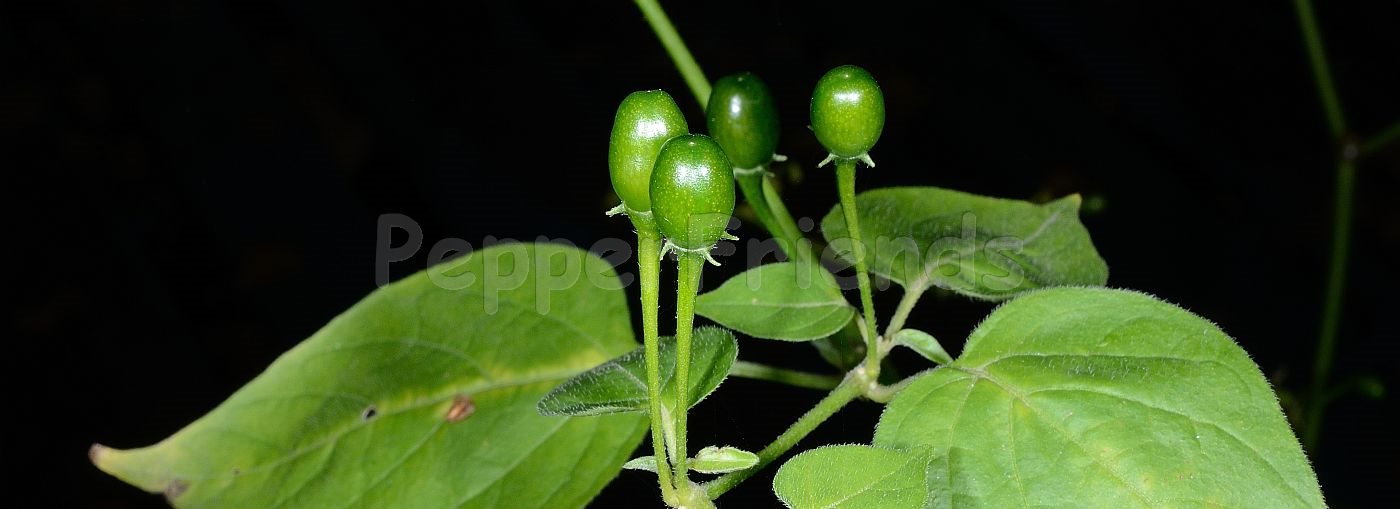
[696, 262, 854, 341]
[91, 243, 647, 508]
[622, 446, 757, 476]
[691, 446, 759, 474]
[874, 287, 1323, 508]
[536, 326, 737, 416]
[821, 187, 1107, 300]
[893, 328, 953, 365]
[622, 456, 658, 473]
[773, 445, 928, 509]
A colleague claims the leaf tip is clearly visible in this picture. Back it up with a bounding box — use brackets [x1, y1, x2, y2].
[90, 443, 175, 495]
[88, 442, 108, 466]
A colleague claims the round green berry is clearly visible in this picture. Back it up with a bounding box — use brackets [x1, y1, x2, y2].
[706, 72, 780, 170]
[649, 134, 736, 251]
[608, 90, 688, 213]
[810, 65, 885, 159]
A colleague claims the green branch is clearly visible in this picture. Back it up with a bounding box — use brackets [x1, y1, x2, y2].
[884, 285, 926, 339]
[737, 170, 816, 265]
[703, 376, 865, 498]
[634, 0, 710, 108]
[1292, 0, 1346, 139]
[672, 252, 706, 485]
[636, 234, 677, 500]
[1293, 0, 1359, 454]
[1361, 120, 1400, 155]
[835, 160, 880, 375]
[1303, 158, 1355, 451]
[730, 360, 841, 390]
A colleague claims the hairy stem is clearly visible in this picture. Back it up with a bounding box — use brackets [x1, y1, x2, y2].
[703, 375, 865, 498]
[673, 252, 706, 485]
[637, 234, 677, 499]
[634, 0, 710, 108]
[884, 284, 927, 339]
[865, 369, 931, 403]
[836, 159, 880, 375]
[730, 360, 841, 390]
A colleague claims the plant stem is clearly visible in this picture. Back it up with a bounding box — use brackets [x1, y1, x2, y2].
[865, 369, 931, 403]
[637, 234, 677, 499]
[1293, 0, 1357, 454]
[764, 178, 820, 265]
[835, 159, 880, 375]
[884, 284, 926, 339]
[730, 360, 841, 390]
[1361, 120, 1400, 155]
[634, 0, 710, 108]
[736, 169, 787, 252]
[737, 169, 815, 265]
[703, 375, 865, 498]
[1304, 158, 1355, 451]
[673, 252, 706, 486]
[1293, 0, 1346, 139]
[633, 0, 818, 267]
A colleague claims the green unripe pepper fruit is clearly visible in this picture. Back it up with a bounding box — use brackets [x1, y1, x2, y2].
[706, 73, 780, 170]
[650, 134, 736, 252]
[609, 90, 689, 213]
[810, 65, 885, 160]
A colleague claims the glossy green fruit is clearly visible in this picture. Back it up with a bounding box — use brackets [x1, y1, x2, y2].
[609, 90, 688, 212]
[706, 72, 780, 170]
[810, 65, 885, 159]
[650, 135, 736, 251]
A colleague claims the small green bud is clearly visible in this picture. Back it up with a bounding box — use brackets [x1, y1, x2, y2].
[706, 72, 780, 170]
[810, 65, 885, 160]
[608, 90, 688, 213]
[650, 134, 736, 252]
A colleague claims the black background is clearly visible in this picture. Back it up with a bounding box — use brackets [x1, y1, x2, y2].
[9, 0, 1397, 507]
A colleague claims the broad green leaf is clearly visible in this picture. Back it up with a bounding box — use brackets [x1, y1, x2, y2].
[893, 328, 953, 365]
[91, 243, 648, 508]
[691, 446, 759, 474]
[874, 287, 1323, 508]
[821, 187, 1107, 300]
[773, 445, 928, 509]
[537, 326, 738, 416]
[696, 262, 854, 341]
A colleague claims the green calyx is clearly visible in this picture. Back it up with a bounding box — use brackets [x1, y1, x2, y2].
[706, 72, 780, 170]
[650, 134, 736, 253]
[609, 90, 689, 215]
[810, 65, 885, 163]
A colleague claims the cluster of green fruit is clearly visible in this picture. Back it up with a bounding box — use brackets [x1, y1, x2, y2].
[608, 65, 884, 254]
[605, 64, 885, 506]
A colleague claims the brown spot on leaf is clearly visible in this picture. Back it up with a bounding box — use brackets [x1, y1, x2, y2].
[164, 479, 189, 502]
[446, 394, 475, 423]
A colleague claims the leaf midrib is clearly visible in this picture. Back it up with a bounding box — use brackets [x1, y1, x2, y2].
[949, 364, 1313, 508]
[170, 368, 583, 482]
